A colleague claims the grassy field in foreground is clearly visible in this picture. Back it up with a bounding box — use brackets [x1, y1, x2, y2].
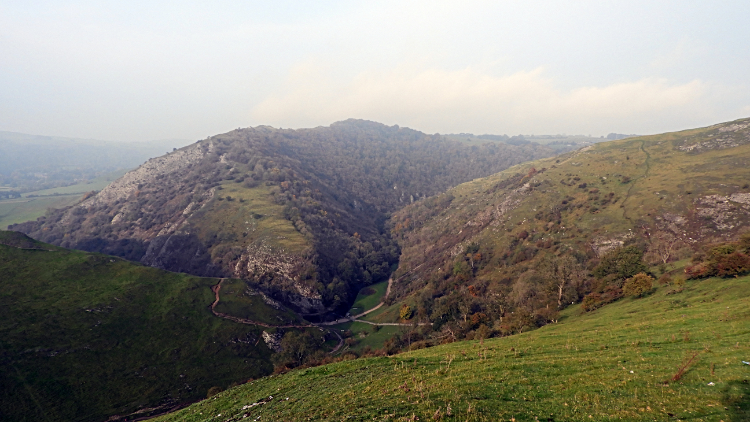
[156, 273, 750, 422]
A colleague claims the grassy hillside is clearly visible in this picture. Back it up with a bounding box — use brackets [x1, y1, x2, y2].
[154, 272, 750, 421]
[0, 231, 296, 422]
[385, 117, 750, 337]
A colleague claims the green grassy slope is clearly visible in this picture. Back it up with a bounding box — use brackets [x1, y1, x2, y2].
[191, 180, 310, 259]
[155, 273, 750, 421]
[0, 231, 290, 422]
[385, 117, 750, 333]
[350, 280, 388, 315]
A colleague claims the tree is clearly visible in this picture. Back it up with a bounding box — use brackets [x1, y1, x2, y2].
[540, 255, 584, 308]
[647, 231, 683, 264]
[277, 331, 317, 367]
[593, 245, 647, 280]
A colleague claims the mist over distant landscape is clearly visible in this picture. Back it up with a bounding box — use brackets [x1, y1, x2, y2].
[1, 2, 749, 142]
[0, 131, 191, 191]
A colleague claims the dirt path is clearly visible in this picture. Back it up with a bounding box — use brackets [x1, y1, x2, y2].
[318, 277, 431, 327]
[210, 276, 430, 355]
[210, 279, 344, 353]
[328, 330, 344, 354]
[349, 276, 393, 318]
[210, 279, 314, 329]
[352, 319, 432, 326]
[350, 301, 383, 319]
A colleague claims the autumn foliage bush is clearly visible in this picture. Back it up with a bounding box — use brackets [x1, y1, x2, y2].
[582, 285, 623, 312]
[622, 273, 654, 297]
[399, 304, 413, 320]
[685, 235, 750, 279]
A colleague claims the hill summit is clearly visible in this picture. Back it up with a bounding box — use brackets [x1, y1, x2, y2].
[12, 120, 555, 317]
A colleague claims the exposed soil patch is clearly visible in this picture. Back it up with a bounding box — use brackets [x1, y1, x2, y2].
[359, 287, 376, 296]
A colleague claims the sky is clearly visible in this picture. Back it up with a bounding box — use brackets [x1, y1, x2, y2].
[1, 0, 749, 142]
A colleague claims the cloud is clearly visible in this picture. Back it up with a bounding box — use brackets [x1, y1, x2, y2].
[250, 64, 717, 135]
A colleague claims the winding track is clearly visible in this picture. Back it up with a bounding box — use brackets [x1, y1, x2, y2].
[209, 279, 315, 329]
[210, 279, 346, 353]
[210, 276, 430, 354]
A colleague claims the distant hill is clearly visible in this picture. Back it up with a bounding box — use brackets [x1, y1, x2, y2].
[0, 230, 306, 422]
[0, 131, 191, 192]
[12, 119, 557, 319]
[385, 117, 750, 339]
[445, 132, 611, 152]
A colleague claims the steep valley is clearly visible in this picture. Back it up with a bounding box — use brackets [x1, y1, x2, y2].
[385, 117, 750, 341]
[5, 117, 750, 421]
[154, 269, 750, 421]
[11, 119, 555, 318]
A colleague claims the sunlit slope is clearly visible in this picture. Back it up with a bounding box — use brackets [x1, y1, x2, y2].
[155, 274, 750, 421]
[0, 231, 289, 422]
[388, 118, 750, 311]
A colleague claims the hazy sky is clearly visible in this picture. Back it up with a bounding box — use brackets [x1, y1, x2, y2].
[1, 1, 749, 141]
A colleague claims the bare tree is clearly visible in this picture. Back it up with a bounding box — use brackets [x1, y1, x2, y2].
[540, 255, 584, 308]
[648, 231, 683, 264]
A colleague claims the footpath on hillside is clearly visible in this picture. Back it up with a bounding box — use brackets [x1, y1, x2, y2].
[209, 277, 429, 354]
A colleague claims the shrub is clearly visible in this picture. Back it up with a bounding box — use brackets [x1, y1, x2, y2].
[670, 276, 685, 292]
[713, 252, 750, 277]
[582, 293, 603, 311]
[684, 262, 709, 279]
[623, 273, 653, 297]
[686, 240, 750, 279]
[593, 245, 647, 280]
[658, 273, 672, 285]
[399, 304, 413, 320]
[582, 284, 623, 311]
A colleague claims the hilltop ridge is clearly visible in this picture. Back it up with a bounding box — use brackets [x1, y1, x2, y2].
[12, 119, 556, 318]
